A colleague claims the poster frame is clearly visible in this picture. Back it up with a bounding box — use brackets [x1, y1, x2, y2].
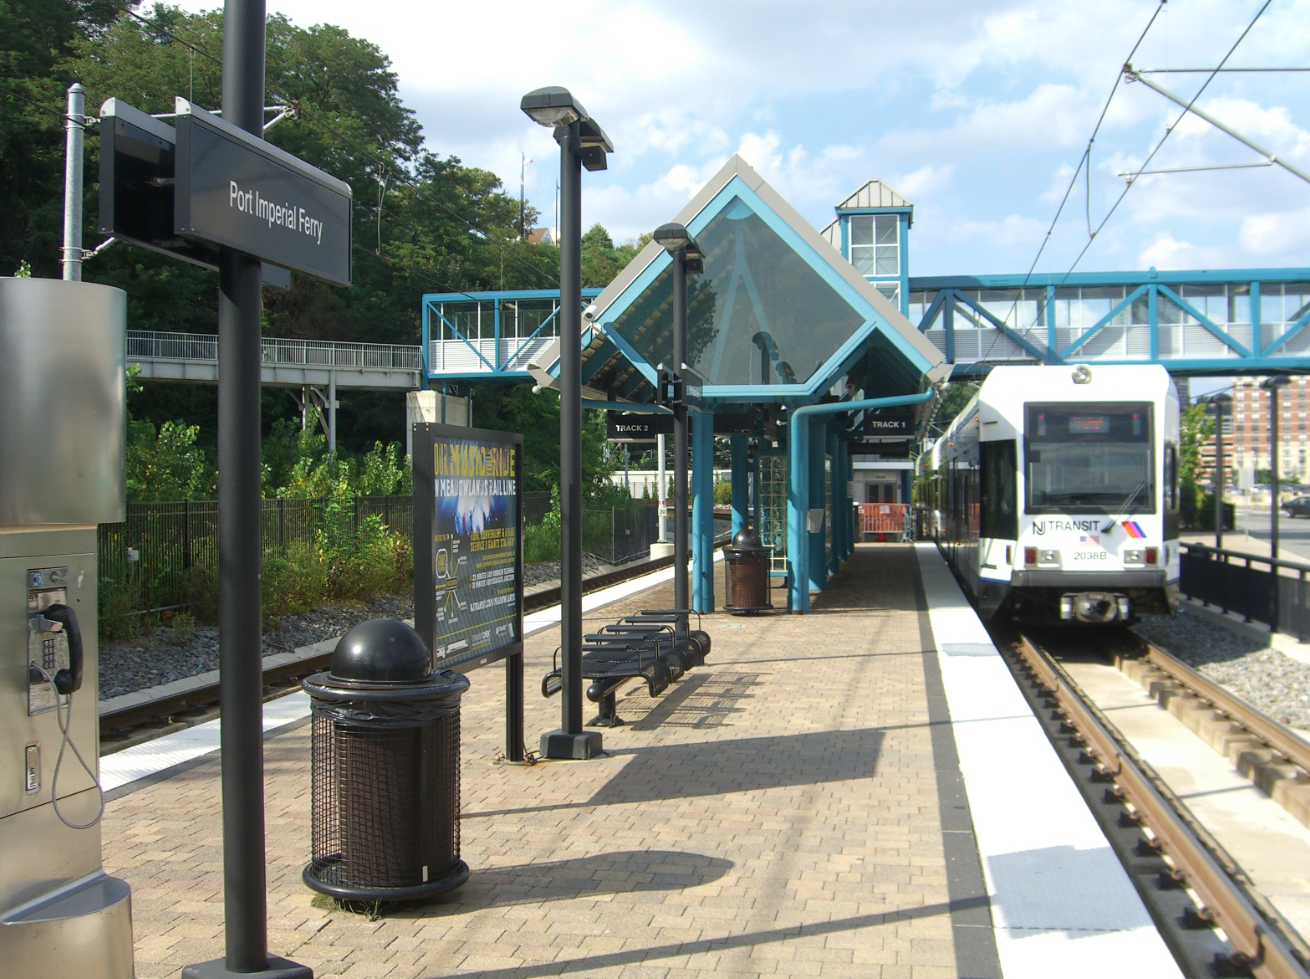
[413, 421, 525, 759]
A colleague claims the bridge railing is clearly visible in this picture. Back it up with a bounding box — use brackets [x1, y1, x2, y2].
[126, 330, 422, 372]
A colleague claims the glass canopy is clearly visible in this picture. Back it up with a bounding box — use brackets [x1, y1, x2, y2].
[608, 196, 865, 387]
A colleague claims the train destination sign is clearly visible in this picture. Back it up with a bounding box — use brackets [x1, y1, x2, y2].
[173, 98, 352, 286]
[413, 423, 524, 674]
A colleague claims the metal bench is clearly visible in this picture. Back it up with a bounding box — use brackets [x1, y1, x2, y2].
[541, 608, 710, 726]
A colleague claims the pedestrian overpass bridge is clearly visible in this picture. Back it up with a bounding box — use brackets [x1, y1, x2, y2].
[422, 267, 1310, 385]
[127, 330, 422, 389]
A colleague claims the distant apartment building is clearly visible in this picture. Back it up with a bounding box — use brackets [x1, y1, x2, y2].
[1211, 375, 1310, 484]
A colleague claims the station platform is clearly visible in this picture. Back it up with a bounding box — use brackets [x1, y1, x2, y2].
[100, 544, 1182, 979]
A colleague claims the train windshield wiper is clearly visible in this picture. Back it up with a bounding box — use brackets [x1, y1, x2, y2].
[1102, 478, 1147, 534]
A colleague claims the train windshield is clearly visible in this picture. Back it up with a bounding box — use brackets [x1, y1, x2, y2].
[1025, 402, 1154, 513]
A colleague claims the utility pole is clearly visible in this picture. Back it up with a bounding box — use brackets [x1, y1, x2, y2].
[62, 83, 85, 281]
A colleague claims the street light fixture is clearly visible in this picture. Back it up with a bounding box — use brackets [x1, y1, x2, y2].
[522, 87, 611, 761]
[1203, 390, 1232, 549]
[655, 222, 701, 637]
[1262, 374, 1291, 632]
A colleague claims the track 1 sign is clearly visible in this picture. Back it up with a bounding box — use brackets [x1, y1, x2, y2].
[172, 98, 352, 286]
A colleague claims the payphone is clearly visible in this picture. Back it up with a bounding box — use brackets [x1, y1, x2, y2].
[0, 277, 134, 977]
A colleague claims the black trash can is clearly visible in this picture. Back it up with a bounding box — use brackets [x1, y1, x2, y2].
[723, 528, 773, 614]
[303, 618, 470, 901]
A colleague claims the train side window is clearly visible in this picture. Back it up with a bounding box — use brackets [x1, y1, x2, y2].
[981, 439, 1018, 540]
[1164, 443, 1178, 511]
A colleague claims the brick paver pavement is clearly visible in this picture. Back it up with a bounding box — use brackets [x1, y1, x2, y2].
[102, 544, 960, 978]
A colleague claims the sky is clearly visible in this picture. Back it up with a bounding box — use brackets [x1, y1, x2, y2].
[169, 0, 1310, 282]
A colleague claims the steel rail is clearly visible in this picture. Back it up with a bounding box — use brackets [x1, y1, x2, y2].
[1136, 639, 1310, 774]
[100, 536, 731, 740]
[1014, 633, 1309, 979]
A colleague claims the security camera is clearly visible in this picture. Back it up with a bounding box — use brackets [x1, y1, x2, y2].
[583, 303, 599, 321]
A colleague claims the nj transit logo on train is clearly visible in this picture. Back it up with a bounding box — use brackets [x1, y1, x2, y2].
[1121, 521, 1146, 539]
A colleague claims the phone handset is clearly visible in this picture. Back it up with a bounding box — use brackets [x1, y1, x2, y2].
[29, 601, 101, 829]
[41, 603, 83, 694]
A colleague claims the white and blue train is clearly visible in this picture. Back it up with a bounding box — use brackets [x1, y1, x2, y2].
[922, 364, 1181, 623]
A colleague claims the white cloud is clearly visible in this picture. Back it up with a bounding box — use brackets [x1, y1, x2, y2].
[164, 0, 1310, 276]
[1240, 206, 1310, 258]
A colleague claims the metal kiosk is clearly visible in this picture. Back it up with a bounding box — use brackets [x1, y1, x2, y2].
[0, 277, 134, 978]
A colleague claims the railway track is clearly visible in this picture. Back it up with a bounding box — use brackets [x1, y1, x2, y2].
[998, 624, 1310, 979]
[100, 541, 727, 744]
[1116, 635, 1310, 825]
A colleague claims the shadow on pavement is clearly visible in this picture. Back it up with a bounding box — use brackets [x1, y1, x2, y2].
[399, 849, 734, 915]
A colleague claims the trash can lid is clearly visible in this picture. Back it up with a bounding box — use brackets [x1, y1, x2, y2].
[731, 528, 763, 549]
[330, 618, 432, 684]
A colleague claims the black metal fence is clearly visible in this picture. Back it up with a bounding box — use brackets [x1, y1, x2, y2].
[98, 493, 659, 616]
[523, 491, 552, 525]
[1179, 543, 1310, 640]
[597, 503, 660, 565]
[99, 496, 413, 614]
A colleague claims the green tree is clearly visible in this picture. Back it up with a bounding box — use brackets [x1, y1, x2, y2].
[581, 224, 643, 288]
[1179, 402, 1214, 510]
[126, 418, 216, 500]
[49, 5, 554, 457]
[0, 0, 120, 279]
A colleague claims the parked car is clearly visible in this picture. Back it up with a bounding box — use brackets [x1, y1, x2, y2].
[1281, 496, 1310, 518]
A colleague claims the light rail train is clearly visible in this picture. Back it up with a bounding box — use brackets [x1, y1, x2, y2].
[922, 364, 1181, 623]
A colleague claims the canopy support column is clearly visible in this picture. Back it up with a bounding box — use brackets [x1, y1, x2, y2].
[692, 410, 715, 613]
[808, 422, 827, 593]
[788, 391, 936, 613]
[730, 433, 749, 536]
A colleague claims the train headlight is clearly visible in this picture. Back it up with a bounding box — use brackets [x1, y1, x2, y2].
[1038, 549, 1060, 567]
[1124, 549, 1144, 565]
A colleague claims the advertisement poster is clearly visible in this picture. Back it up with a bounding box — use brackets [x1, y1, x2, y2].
[414, 424, 523, 673]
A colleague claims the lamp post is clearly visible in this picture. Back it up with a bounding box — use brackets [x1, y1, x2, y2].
[1205, 390, 1232, 549]
[522, 87, 611, 760]
[1262, 374, 1291, 632]
[654, 223, 703, 636]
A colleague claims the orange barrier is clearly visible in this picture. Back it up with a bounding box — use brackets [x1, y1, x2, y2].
[857, 503, 907, 541]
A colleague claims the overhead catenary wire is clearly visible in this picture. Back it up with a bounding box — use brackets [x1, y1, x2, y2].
[978, 0, 1273, 368]
[976, 0, 1168, 367]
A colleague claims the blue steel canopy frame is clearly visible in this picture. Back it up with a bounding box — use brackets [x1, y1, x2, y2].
[421, 288, 604, 383]
[578, 163, 945, 408]
[419, 159, 954, 614]
[910, 269, 1310, 376]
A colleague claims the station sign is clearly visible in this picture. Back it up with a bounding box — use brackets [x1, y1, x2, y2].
[607, 412, 673, 442]
[862, 412, 913, 436]
[99, 99, 219, 271]
[173, 99, 352, 286]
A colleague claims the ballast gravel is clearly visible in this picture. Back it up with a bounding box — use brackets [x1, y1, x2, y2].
[99, 554, 615, 700]
[1133, 609, 1310, 732]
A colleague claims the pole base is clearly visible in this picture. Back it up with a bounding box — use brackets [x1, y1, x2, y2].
[539, 729, 604, 759]
[182, 955, 313, 979]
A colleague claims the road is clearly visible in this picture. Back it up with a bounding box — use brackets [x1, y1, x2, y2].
[1216, 506, 1310, 564]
